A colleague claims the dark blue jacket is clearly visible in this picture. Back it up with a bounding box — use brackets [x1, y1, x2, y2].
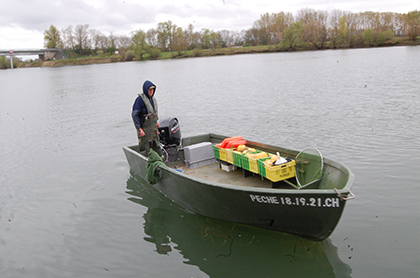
[132, 80, 157, 130]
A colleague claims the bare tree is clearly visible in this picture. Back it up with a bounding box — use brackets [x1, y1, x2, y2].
[405, 10, 420, 41]
[184, 23, 197, 49]
[117, 35, 131, 48]
[131, 29, 149, 60]
[218, 30, 233, 47]
[301, 10, 328, 49]
[271, 12, 294, 44]
[156, 20, 177, 51]
[296, 8, 317, 24]
[231, 30, 245, 46]
[253, 13, 273, 45]
[98, 35, 109, 49]
[171, 27, 187, 55]
[90, 29, 102, 50]
[146, 29, 159, 48]
[61, 25, 75, 49]
[108, 32, 117, 50]
[74, 24, 90, 55]
[328, 9, 344, 48]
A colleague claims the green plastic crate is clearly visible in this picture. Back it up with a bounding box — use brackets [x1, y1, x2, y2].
[257, 157, 271, 178]
[239, 153, 250, 171]
[239, 151, 262, 173]
[212, 144, 220, 160]
[232, 151, 242, 168]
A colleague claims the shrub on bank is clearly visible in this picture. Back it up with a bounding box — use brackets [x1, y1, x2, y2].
[0, 56, 7, 69]
[124, 50, 136, 61]
[148, 48, 161, 59]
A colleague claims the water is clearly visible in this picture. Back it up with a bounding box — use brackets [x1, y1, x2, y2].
[1, 46, 419, 277]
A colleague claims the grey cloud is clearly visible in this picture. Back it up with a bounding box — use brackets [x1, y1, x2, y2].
[0, 0, 157, 34]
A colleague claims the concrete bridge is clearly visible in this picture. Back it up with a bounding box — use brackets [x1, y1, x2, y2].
[0, 48, 68, 62]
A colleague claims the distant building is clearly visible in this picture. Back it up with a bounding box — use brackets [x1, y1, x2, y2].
[42, 49, 68, 61]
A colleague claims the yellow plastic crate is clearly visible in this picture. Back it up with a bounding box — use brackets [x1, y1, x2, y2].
[219, 148, 228, 162]
[248, 155, 261, 174]
[226, 148, 235, 164]
[239, 151, 266, 174]
[265, 160, 296, 182]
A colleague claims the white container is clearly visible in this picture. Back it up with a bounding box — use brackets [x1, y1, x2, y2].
[221, 163, 237, 172]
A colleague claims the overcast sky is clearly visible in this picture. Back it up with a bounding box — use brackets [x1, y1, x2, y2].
[0, 0, 419, 50]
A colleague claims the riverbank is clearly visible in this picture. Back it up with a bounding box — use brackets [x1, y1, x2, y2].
[41, 40, 420, 68]
[41, 56, 121, 67]
[41, 45, 278, 67]
[4, 39, 420, 69]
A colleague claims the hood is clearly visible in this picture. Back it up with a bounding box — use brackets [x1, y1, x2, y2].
[142, 80, 156, 98]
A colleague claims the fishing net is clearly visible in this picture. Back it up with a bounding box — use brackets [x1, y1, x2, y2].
[146, 149, 165, 185]
[295, 147, 324, 189]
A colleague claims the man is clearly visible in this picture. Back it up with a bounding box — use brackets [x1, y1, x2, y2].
[132, 80, 162, 156]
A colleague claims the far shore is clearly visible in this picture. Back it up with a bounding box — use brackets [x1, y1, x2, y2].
[6, 41, 420, 69]
[41, 42, 420, 68]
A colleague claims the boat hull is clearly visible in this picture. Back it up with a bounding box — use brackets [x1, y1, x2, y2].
[123, 134, 354, 241]
[126, 174, 352, 277]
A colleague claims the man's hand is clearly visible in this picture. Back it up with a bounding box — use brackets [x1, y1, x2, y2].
[138, 128, 145, 137]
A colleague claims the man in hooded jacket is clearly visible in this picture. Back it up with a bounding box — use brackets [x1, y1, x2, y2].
[132, 80, 162, 156]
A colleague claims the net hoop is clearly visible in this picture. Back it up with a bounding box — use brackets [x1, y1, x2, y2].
[295, 147, 324, 189]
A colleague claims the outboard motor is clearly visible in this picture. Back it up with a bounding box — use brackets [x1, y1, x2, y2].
[158, 117, 182, 163]
[158, 117, 181, 146]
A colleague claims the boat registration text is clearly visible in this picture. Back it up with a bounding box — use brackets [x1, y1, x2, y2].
[249, 194, 340, 208]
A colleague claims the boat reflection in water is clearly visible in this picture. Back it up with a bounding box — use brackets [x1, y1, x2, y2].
[126, 172, 352, 277]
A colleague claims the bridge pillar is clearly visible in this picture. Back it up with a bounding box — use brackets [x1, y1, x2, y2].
[9, 51, 13, 69]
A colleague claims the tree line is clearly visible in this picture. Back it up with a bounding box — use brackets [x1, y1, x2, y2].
[40, 8, 420, 61]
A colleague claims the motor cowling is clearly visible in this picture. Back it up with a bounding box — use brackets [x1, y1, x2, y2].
[158, 117, 181, 147]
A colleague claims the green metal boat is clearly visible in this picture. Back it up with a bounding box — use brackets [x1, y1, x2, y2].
[126, 173, 352, 277]
[123, 131, 355, 241]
